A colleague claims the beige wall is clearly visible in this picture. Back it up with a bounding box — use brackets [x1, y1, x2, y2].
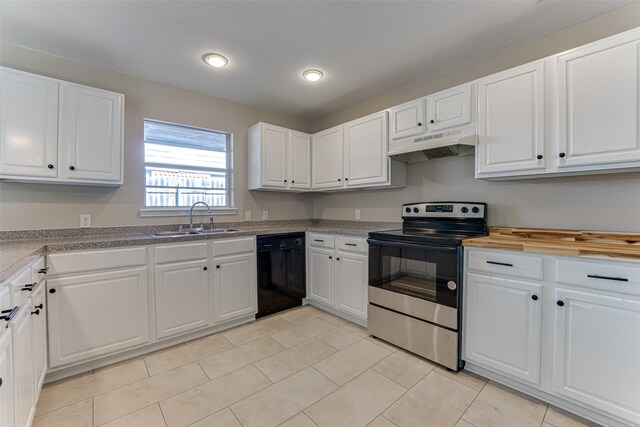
[312, 3, 640, 232]
[0, 43, 315, 231]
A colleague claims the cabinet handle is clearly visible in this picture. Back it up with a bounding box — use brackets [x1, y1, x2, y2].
[284, 180, 287, 183]
[338, 178, 342, 182]
[417, 122, 422, 127]
[31, 309, 40, 316]
[537, 155, 543, 160]
[69, 165, 76, 171]
[587, 274, 628, 282]
[1, 307, 18, 322]
[314, 239, 324, 243]
[345, 178, 349, 181]
[329, 256, 332, 260]
[336, 257, 340, 261]
[0, 377, 2, 388]
[559, 153, 566, 158]
[47, 164, 54, 169]
[557, 300, 565, 307]
[292, 180, 295, 184]
[430, 119, 435, 124]
[344, 243, 357, 247]
[49, 288, 56, 294]
[38, 267, 49, 274]
[216, 265, 220, 269]
[486, 261, 513, 267]
[203, 267, 208, 271]
[531, 295, 538, 301]
[35, 304, 43, 309]
[21, 283, 36, 291]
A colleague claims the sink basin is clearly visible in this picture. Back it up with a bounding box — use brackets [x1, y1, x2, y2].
[151, 228, 241, 238]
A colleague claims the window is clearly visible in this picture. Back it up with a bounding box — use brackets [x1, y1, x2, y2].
[144, 120, 232, 208]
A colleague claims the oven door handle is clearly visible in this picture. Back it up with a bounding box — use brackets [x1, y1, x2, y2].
[367, 238, 458, 253]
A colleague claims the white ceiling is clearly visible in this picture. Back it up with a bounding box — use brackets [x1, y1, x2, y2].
[0, 1, 626, 120]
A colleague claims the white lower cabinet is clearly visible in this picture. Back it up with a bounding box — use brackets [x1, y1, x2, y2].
[0, 328, 14, 427]
[30, 283, 47, 394]
[47, 267, 150, 368]
[307, 234, 368, 322]
[154, 243, 210, 339]
[212, 238, 257, 323]
[552, 287, 640, 425]
[12, 302, 35, 427]
[464, 273, 542, 385]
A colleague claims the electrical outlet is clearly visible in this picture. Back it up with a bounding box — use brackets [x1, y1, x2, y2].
[244, 211, 252, 221]
[355, 209, 361, 220]
[80, 214, 91, 228]
[262, 210, 269, 220]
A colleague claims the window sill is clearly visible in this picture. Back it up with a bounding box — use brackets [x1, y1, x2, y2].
[139, 207, 238, 218]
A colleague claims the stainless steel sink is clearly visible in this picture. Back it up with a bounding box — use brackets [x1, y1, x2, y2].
[151, 228, 241, 238]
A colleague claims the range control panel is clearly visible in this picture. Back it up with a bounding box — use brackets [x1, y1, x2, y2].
[402, 202, 486, 219]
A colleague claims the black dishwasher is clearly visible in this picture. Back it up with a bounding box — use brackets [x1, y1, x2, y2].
[256, 233, 306, 318]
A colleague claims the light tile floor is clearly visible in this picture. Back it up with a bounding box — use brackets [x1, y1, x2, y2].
[34, 305, 601, 427]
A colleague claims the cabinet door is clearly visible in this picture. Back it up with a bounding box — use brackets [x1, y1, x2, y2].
[428, 83, 472, 132]
[476, 61, 546, 176]
[155, 259, 209, 339]
[0, 329, 14, 427]
[344, 111, 389, 187]
[260, 124, 288, 188]
[0, 68, 58, 178]
[553, 287, 640, 425]
[12, 303, 35, 427]
[59, 83, 123, 183]
[213, 252, 257, 323]
[47, 267, 149, 368]
[557, 31, 640, 168]
[308, 247, 335, 307]
[464, 273, 542, 385]
[30, 283, 47, 393]
[312, 126, 343, 189]
[389, 98, 426, 140]
[335, 251, 368, 320]
[288, 130, 311, 190]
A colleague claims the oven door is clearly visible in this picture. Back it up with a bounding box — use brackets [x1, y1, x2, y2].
[368, 238, 460, 329]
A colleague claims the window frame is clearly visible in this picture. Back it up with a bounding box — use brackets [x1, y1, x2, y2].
[139, 119, 237, 217]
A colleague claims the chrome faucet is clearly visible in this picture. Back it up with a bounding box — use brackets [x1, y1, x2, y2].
[189, 201, 211, 231]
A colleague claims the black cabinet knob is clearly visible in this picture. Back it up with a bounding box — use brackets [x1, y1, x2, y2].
[31, 309, 40, 315]
[49, 289, 56, 294]
[430, 119, 435, 124]
[338, 178, 342, 182]
[69, 165, 75, 171]
[35, 304, 43, 309]
[345, 178, 349, 181]
[284, 180, 287, 183]
[417, 122, 422, 127]
[537, 155, 543, 160]
[531, 295, 538, 301]
[557, 300, 565, 307]
[336, 257, 340, 261]
[216, 265, 220, 269]
[47, 164, 54, 169]
[559, 153, 566, 158]
[292, 180, 295, 184]
[329, 256, 332, 260]
[203, 267, 208, 271]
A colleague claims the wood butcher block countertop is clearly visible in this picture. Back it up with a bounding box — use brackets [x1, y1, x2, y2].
[462, 227, 640, 261]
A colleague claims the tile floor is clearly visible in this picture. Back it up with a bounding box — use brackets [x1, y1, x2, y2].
[34, 305, 600, 427]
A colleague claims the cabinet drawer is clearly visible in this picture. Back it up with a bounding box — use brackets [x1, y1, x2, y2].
[155, 242, 208, 264]
[48, 247, 147, 275]
[0, 286, 11, 312]
[555, 258, 640, 295]
[336, 236, 368, 254]
[308, 233, 334, 249]
[31, 256, 46, 283]
[467, 249, 543, 281]
[8, 268, 34, 307]
[214, 237, 255, 256]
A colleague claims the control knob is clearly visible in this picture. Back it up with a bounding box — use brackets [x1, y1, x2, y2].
[405, 207, 411, 213]
[472, 207, 480, 214]
[461, 207, 469, 213]
[413, 207, 419, 213]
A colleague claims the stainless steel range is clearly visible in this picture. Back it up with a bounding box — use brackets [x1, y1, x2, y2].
[367, 202, 488, 371]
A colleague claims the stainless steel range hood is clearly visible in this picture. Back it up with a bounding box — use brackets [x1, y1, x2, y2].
[389, 126, 476, 164]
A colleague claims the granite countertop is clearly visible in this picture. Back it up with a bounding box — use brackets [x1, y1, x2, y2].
[463, 226, 640, 261]
[0, 220, 401, 283]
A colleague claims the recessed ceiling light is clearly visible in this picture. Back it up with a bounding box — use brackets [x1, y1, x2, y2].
[203, 53, 228, 68]
[303, 69, 323, 82]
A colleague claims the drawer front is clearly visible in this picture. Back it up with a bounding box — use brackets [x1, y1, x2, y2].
[467, 249, 543, 281]
[0, 286, 11, 312]
[214, 237, 255, 257]
[9, 268, 34, 307]
[48, 247, 148, 275]
[155, 242, 208, 264]
[31, 256, 46, 283]
[336, 236, 368, 254]
[308, 233, 335, 249]
[555, 258, 640, 295]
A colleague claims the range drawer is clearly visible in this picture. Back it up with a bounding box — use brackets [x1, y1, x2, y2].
[308, 233, 334, 249]
[555, 258, 640, 295]
[467, 249, 544, 281]
[155, 242, 208, 264]
[48, 247, 148, 275]
[336, 236, 367, 254]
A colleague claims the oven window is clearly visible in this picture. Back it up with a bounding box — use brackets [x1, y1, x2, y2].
[370, 244, 459, 308]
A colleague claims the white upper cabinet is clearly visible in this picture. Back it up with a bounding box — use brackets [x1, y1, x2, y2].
[476, 61, 546, 177]
[0, 68, 59, 178]
[0, 67, 124, 185]
[288, 130, 311, 190]
[427, 83, 472, 132]
[343, 111, 389, 187]
[312, 125, 344, 190]
[556, 29, 640, 169]
[389, 98, 426, 140]
[248, 123, 310, 191]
